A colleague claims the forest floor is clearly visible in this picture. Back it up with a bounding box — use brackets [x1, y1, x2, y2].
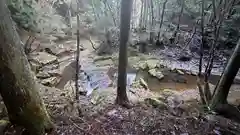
[2, 33, 240, 135]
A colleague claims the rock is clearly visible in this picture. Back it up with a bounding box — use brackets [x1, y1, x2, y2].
[63, 80, 82, 98]
[90, 91, 104, 105]
[148, 69, 164, 80]
[29, 61, 41, 73]
[180, 133, 189, 135]
[47, 69, 61, 77]
[144, 98, 167, 109]
[57, 60, 81, 89]
[0, 120, 10, 135]
[44, 43, 76, 56]
[176, 69, 184, 75]
[0, 102, 7, 118]
[36, 71, 51, 79]
[40, 64, 59, 76]
[93, 55, 112, 62]
[31, 52, 58, 65]
[96, 41, 113, 55]
[138, 61, 148, 70]
[107, 109, 119, 116]
[128, 56, 141, 68]
[191, 71, 198, 76]
[41, 77, 61, 87]
[161, 89, 179, 98]
[95, 59, 113, 66]
[157, 95, 166, 101]
[139, 78, 148, 90]
[146, 59, 159, 69]
[52, 33, 70, 41]
[166, 95, 183, 108]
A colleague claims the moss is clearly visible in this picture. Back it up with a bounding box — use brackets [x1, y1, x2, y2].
[0, 1, 54, 134]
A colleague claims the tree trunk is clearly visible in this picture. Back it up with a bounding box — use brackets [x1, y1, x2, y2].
[157, 0, 168, 40]
[0, 0, 54, 134]
[211, 39, 240, 110]
[139, 0, 144, 28]
[174, 0, 184, 44]
[143, 0, 147, 28]
[116, 0, 133, 107]
[149, 0, 154, 43]
[104, 0, 117, 27]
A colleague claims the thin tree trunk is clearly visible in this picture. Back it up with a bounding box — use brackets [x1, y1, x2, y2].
[116, 0, 133, 107]
[174, 0, 184, 44]
[139, 0, 144, 28]
[100, 0, 108, 17]
[157, 0, 168, 40]
[211, 39, 240, 109]
[200, 0, 212, 103]
[149, 0, 154, 43]
[116, 0, 120, 24]
[0, 0, 54, 134]
[199, 0, 205, 76]
[90, 0, 99, 22]
[143, 0, 147, 28]
[104, 0, 117, 26]
[75, 0, 81, 116]
[203, 0, 225, 102]
[197, 0, 208, 105]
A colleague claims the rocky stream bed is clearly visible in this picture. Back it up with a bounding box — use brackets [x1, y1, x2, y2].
[2, 33, 240, 135]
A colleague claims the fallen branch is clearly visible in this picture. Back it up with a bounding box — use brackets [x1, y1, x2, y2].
[88, 36, 97, 50]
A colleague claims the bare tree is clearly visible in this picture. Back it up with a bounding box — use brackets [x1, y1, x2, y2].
[139, 0, 144, 28]
[149, 0, 154, 43]
[211, 39, 240, 109]
[143, 0, 148, 28]
[156, 0, 168, 45]
[75, 0, 81, 116]
[197, 0, 208, 105]
[90, 0, 99, 22]
[173, 0, 184, 44]
[116, 0, 133, 108]
[0, 0, 54, 134]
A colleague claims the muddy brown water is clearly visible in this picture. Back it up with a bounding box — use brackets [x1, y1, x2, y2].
[135, 69, 228, 92]
[57, 59, 239, 93]
[136, 70, 198, 91]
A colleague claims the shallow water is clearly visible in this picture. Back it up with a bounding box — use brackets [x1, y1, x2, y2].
[135, 69, 198, 91]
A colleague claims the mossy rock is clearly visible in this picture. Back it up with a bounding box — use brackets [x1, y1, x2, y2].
[146, 59, 160, 69]
[93, 56, 112, 62]
[148, 69, 164, 80]
[128, 56, 142, 68]
[144, 98, 167, 109]
[0, 120, 10, 134]
[137, 61, 148, 70]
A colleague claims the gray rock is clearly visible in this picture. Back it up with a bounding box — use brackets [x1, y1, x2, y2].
[41, 77, 61, 87]
[36, 71, 51, 79]
[146, 59, 160, 69]
[148, 69, 164, 80]
[29, 61, 41, 73]
[0, 120, 10, 135]
[31, 52, 58, 65]
[144, 98, 168, 109]
[94, 59, 113, 66]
